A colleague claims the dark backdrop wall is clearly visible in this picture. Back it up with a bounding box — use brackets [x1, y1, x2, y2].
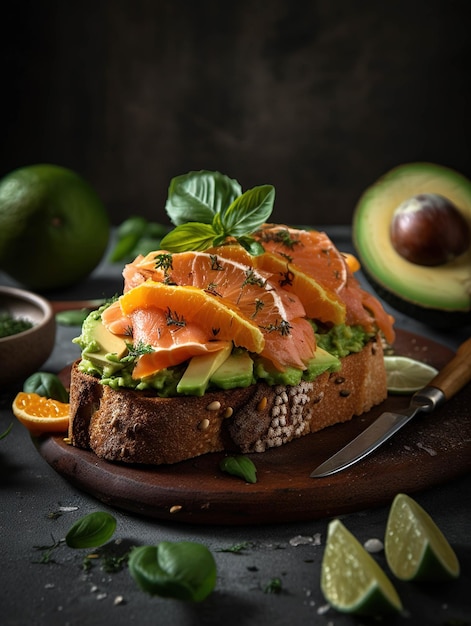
[2, 0, 470, 226]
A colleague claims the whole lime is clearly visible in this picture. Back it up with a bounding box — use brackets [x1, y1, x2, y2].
[0, 164, 110, 291]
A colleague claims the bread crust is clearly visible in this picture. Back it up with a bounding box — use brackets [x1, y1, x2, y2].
[68, 337, 387, 465]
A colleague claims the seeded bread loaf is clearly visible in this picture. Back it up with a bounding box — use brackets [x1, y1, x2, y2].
[68, 336, 387, 466]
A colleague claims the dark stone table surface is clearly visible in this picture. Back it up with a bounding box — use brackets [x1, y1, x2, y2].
[1, 227, 469, 626]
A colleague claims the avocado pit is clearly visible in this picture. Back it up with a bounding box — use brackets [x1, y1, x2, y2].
[390, 193, 470, 266]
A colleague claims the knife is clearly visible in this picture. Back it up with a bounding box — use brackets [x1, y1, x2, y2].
[310, 336, 471, 478]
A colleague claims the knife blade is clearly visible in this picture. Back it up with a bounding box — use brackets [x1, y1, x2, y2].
[310, 336, 471, 478]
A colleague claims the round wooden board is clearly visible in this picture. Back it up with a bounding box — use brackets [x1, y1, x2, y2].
[36, 329, 471, 525]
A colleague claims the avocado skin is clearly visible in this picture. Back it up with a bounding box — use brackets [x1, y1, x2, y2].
[362, 267, 471, 329]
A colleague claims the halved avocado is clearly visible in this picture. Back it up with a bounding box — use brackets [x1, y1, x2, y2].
[352, 162, 471, 328]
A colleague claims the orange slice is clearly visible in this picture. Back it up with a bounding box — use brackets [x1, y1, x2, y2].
[208, 244, 346, 324]
[125, 249, 305, 323]
[122, 252, 316, 370]
[12, 392, 70, 436]
[119, 281, 265, 355]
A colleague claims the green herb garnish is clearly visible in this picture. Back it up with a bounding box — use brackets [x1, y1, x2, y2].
[219, 455, 257, 483]
[23, 372, 69, 403]
[161, 170, 275, 254]
[0, 423, 13, 440]
[128, 541, 217, 602]
[65, 511, 117, 549]
[33, 536, 63, 564]
[109, 216, 170, 262]
[126, 340, 155, 358]
[264, 577, 282, 594]
[0, 312, 33, 338]
[55, 309, 91, 326]
[216, 541, 253, 554]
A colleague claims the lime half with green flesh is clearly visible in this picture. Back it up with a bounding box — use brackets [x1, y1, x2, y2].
[385, 493, 460, 582]
[321, 519, 402, 616]
[384, 355, 438, 394]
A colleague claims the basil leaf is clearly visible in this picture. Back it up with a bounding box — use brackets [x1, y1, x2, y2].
[211, 211, 225, 235]
[221, 185, 275, 237]
[128, 542, 217, 602]
[110, 217, 170, 262]
[110, 216, 149, 262]
[23, 372, 69, 403]
[236, 236, 266, 256]
[65, 511, 117, 549]
[116, 215, 149, 238]
[160, 223, 216, 252]
[220, 455, 257, 483]
[166, 171, 242, 226]
[55, 309, 90, 326]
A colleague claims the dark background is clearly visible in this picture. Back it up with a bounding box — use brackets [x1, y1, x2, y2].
[2, 0, 470, 226]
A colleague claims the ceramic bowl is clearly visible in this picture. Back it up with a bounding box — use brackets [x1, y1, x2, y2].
[0, 286, 56, 388]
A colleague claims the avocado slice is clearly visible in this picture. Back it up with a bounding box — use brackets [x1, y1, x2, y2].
[353, 162, 471, 327]
[81, 316, 128, 372]
[176, 344, 232, 396]
[304, 346, 341, 379]
[210, 350, 254, 389]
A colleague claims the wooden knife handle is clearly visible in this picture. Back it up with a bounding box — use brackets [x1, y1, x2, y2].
[430, 336, 471, 400]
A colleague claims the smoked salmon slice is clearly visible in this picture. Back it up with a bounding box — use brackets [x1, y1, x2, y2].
[103, 224, 394, 378]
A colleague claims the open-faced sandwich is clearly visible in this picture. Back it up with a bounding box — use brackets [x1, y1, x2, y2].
[69, 171, 395, 465]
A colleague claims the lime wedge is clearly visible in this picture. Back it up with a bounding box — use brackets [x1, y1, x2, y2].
[385, 493, 460, 582]
[321, 519, 402, 616]
[384, 355, 438, 394]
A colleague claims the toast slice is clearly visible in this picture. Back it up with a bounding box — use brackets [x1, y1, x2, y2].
[68, 336, 386, 465]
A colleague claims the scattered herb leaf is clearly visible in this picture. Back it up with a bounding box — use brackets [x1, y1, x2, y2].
[0, 422, 13, 440]
[23, 372, 69, 403]
[55, 309, 91, 326]
[126, 341, 155, 359]
[33, 535, 63, 564]
[264, 577, 282, 594]
[128, 541, 217, 602]
[46, 510, 63, 520]
[83, 547, 131, 573]
[216, 541, 254, 554]
[109, 215, 148, 262]
[219, 455, 257, 483]
[109, 216, 170, 263]
[65, 511, 117, 549]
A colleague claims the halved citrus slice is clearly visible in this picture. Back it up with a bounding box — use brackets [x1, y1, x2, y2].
[120, 281, 265, 355]
[12, 392, 70, 436]
[321, 519, 402, 616]
[124, 249, 305, 322]
[385, 493, 460, 582]
[122, 251, 316, 371]
[384, 356, 438, 394]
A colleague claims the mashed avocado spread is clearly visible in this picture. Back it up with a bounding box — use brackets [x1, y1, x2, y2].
[73, 305, 372, 397]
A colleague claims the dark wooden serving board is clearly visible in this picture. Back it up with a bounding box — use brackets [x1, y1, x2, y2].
[36, 329, 471, 525]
